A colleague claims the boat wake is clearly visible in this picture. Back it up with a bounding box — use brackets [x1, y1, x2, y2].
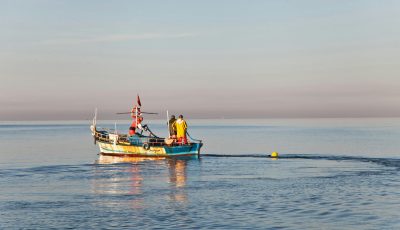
[202, 154, 400, 169]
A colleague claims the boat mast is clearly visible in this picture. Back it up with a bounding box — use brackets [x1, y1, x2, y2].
[135, 106, 138, 132]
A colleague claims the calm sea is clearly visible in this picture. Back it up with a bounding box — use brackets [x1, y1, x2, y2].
[0, 118, 399, 229]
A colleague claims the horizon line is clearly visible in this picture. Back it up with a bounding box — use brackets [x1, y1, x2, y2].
[1, 116, 400, 122]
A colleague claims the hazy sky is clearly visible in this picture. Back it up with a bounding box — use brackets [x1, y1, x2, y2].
[1, 0, 400, 120]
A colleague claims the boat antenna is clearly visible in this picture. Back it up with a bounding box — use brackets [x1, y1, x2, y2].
[93, 108, 97, 128]
[114, 121, 117, 134]
[90, 108, 98, 144]
[167, 110, 169, 137]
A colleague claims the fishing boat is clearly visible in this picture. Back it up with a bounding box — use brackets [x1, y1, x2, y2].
[90, 104, 203, 158]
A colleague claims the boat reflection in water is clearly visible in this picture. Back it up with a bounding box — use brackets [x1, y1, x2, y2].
[96, 154, 168, 164]
[92, 155, 192, 209]
[167, 158, 187, 202]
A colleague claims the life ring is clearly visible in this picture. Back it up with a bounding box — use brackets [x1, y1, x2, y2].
[142, 142, 150, 150]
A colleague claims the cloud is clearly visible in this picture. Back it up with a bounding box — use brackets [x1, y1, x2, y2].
[42, 33, 196, 45]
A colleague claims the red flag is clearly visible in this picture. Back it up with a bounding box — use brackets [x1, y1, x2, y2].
[137, 94, 141, 107]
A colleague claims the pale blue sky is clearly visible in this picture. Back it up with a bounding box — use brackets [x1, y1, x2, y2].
[1, 0, 400, 120]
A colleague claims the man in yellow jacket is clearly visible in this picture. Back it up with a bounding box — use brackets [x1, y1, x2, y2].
[175, 115, 188, 144]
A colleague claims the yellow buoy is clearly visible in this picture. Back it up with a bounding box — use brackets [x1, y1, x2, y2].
[270, 152, 279, 158]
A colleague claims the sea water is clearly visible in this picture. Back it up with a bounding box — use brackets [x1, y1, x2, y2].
[0, 119, 399, 229]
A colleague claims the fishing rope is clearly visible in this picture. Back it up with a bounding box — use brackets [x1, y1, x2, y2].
[187, 132, 202, 143]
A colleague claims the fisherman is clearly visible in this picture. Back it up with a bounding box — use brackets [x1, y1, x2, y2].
[168, 115, 177, 138]
[129, 106, 143, 136]
[174, 115, 188, 144]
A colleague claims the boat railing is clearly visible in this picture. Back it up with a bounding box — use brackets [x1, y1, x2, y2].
[128, 137, 165, 146]
[95, 127, 202, 146]
[95, 128, 163, 145]
[94, 130, 110, 142]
